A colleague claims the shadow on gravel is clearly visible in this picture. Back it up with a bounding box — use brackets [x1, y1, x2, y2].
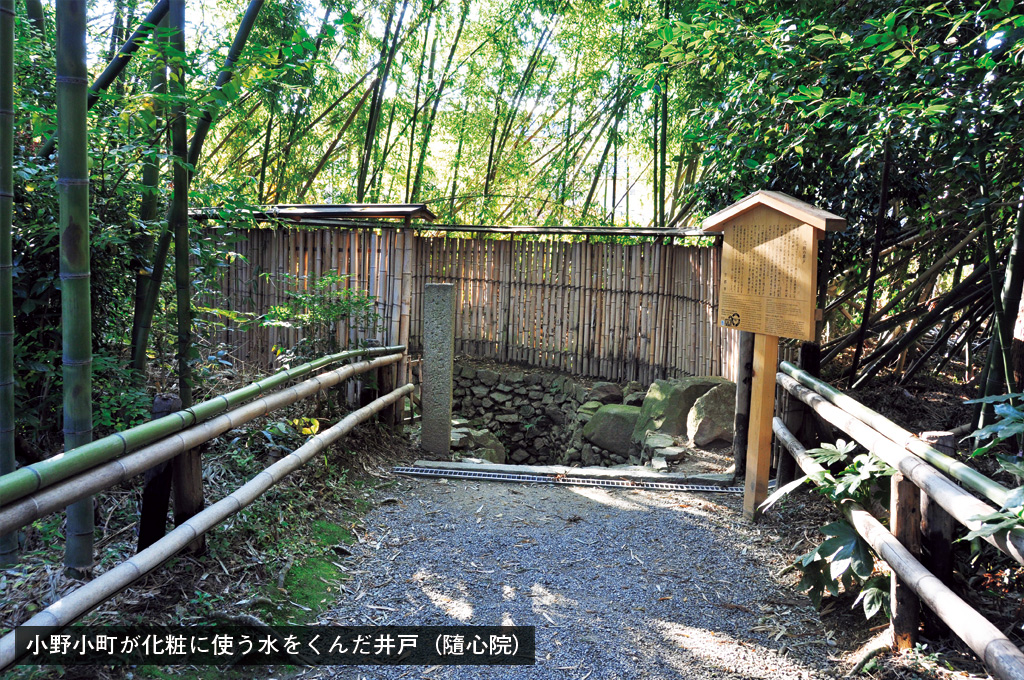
[296, 478, 836, 680]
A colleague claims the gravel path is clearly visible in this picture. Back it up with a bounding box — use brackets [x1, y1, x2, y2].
[295, 474, 843, 680]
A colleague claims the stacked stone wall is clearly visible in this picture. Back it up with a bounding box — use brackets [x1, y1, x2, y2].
[452, 361, 591, 465]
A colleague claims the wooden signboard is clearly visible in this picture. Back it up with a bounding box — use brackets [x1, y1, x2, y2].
[703, 191, 845, 519]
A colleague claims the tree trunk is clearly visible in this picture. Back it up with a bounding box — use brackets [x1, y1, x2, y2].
[107, 0, 126, 62]
[130, 17, 167, 373]
[24, 0, 45, 37]
[57, 0, 94, 576]
[0, 0, 17, 564]
[168, 0, 203, 552]
[357, 0, 403, 201]
[405, 13, 431, 201]
[132, 0, 262, 375]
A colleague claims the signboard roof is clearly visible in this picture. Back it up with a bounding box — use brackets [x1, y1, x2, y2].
[701, 190, 846, 232]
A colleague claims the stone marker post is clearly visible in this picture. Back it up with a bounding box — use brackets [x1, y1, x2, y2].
[422, 283, 456, 456]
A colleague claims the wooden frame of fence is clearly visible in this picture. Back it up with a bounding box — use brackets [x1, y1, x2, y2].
[206, 225, 741, 382]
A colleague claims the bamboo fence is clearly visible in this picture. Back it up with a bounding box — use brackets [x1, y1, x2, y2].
[205, 227, 740, 382]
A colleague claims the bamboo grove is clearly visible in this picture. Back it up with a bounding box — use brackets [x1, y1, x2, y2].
[1, 0, 1023, 571]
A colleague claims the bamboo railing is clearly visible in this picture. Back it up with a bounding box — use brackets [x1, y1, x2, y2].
[206, 226, 739, 382]
[773, 369, 1024, 680]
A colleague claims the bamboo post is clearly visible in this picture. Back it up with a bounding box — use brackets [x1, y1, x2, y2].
[732, 330, 754, 480]
[0, 0, 17, 564]
[891, 470, 923, 650]
[136, 394, 182, 551]
[745, 333, 779, 519]
[398, 221, 413, 426]
[57, 0, 96, 575]
[920, 430, 956, 638]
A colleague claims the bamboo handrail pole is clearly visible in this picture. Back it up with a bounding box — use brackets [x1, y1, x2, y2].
[780, 361, 1011, 507]
[0, 383, 414, 672]
[776, 373, 1024, 565]
[0, 345, 403, 503]
[0, 353, 403, 536]
[773, 418, 1024, 680]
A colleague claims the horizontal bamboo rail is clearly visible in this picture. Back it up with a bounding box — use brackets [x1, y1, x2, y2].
[773, 418, 1024, 680]
[0, 345, 404, 504]
[0, 382, 413, 672]
[780, 361, 1012, 508]
[0, 353, 403, 535]
[776, 372, 1024, 565]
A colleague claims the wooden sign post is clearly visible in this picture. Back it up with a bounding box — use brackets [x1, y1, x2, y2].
[703, 191, 845, 520]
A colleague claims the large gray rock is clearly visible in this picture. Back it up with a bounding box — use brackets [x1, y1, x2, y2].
[583, 404, 642, 457]
[687, 382, 737, 446]
[588, 382, 623, 404]
[631, 377, 731, 445]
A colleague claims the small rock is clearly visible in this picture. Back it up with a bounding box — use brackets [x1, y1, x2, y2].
[623, 392, 645, 407]
[649, 456, 669, 472]
[589, 382, 623, 404]
[511, 448, 530, 463]
[477, 369, 500, 386]
[659, 446, 687, 462]
[644, 433, 676, 449]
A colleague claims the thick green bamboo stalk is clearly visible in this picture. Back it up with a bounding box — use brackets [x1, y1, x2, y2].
[56, 0, 94, 575]
[168, 0, 201, 541]
[0, 0, 17, 563]
[0, 345, 404, 504]
[780, 361, 1012, 508]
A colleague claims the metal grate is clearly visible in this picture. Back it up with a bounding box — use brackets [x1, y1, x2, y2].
[392, 466, 776, 494]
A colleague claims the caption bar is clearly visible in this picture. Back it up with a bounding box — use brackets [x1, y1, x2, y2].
[15, 625, 535, 666]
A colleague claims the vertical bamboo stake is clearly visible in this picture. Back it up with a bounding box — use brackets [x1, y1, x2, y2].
[0, 0, 16, 563]
[400, 220, 413, 388]
[570, 240, 581, 374]
[391, 229, 401, 351]
[919, 430, 956, 637]
[584, 238, 595, 376]
[57, 0, 94, 574]
[891, 470, 922, 650]
[744, 333, 779, 520]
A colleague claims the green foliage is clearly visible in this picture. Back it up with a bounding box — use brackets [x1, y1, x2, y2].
[960, 394, 1024, 540]
[643, 0, 1024, 274]
[762, 439, 891, 618]
[796, 520, 875, 608]
[261, 271, 382, 363]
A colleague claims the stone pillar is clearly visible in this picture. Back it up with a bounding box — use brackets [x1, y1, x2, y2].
[422, 283, 455, 456]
